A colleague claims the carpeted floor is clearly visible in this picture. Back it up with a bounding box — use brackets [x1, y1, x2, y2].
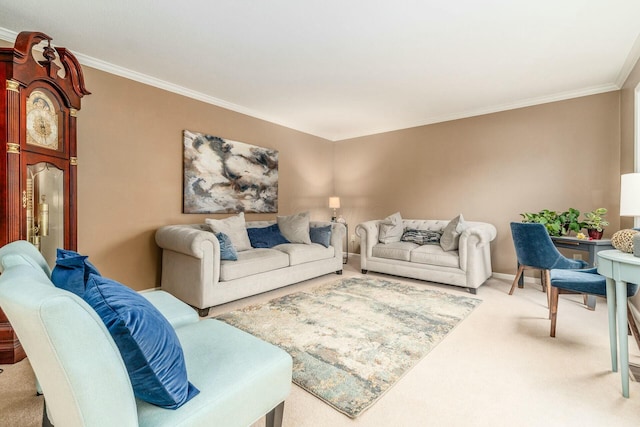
[3, 256, 640, 426]
[217, 276, 480, 417]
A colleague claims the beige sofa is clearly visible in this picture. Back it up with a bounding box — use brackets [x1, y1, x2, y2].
[356, 218, 496, 294]
[156, 221, 344, 316]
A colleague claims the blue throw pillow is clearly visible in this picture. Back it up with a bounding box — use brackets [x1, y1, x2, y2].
[310, 225, 332, 248]
[51, 248, 101, 297]
[247, 224, 290, 248]
[83, 274, 199, 409]
[215, 232, 238, 261]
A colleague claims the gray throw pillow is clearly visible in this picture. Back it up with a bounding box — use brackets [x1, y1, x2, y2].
[205, 212, 252, 251]
[277, 211, 312, 244]
[378, 212, 403, 244]
[440, 214, 468, 251]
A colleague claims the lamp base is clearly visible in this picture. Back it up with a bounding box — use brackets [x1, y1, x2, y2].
[634, 233, 640, 257]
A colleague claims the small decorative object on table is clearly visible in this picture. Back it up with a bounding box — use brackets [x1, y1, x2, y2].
[583, 208, 609, 240]
[611, 229, 638, 254]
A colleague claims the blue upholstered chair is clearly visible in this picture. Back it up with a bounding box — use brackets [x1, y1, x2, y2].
[509, 222, 587, 307]
[549, 268, 639, 337]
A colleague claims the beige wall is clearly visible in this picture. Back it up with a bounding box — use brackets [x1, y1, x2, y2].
[77, 68, 334, 290]
[334, 93, 622, 275]
[4, 35, 639, 288]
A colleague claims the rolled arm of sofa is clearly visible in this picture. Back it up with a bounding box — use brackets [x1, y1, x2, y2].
[155, 225, 220, 309]
[356, 221, 381, 270]
[458, 222, 497, 280]
[155, 225, 220, 259]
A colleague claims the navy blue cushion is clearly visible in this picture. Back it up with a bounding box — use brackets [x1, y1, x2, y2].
[550, 268, 639, 297]
[247, 224, 290, 248]
[83, 274, 199, 409]
[215, 232, 238, 261]
[310, 225, 332, 248]
[51, 248, 101, 297]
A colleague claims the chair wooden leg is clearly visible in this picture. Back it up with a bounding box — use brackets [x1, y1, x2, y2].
[627, 304, 640, 352]
[543, 270, 551, 310]
[550, 285, 559, 337]
[509, 265, 525, 295]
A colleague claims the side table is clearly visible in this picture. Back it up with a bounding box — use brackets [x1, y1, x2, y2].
[341, 223, 348, 264]
[597, 249, 640, 398]
[332, 221, 348, 264]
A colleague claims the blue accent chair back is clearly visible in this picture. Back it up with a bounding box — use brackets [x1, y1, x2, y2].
[509, 222, 587, 302]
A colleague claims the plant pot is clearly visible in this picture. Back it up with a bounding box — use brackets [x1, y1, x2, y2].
[587, 229, 604, 240]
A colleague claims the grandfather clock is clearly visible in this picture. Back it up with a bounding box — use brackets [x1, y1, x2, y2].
[0, 31, 90, 363]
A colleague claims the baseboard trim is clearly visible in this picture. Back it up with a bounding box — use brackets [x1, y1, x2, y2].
[491, 272, 538, 285]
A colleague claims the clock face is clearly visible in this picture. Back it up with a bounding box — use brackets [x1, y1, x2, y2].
[26, 90, 59, 149]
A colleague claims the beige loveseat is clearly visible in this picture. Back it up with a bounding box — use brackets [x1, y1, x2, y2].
[156, 221, 344, 316]
[356, 218, 496, 294]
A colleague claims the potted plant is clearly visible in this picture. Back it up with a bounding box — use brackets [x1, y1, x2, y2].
[582, 208, 609, 239]
[520, 208, 584, 237]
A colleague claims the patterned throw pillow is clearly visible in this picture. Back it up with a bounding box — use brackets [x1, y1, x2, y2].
[401, 229, 442, 245]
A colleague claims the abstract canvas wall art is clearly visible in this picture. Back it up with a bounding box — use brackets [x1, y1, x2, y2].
[183, 130, 278, 213]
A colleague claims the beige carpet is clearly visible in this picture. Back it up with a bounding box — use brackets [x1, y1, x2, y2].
[3, 256, 640, 426]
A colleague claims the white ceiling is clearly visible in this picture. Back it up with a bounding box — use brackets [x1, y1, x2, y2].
[1, 1, 640, 141]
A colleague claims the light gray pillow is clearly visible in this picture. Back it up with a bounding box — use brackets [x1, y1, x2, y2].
[205, 212, 252, 252]
[378, 212, 403, 244]
[440, 214, 468, 251]
[277, 211, 312, 244]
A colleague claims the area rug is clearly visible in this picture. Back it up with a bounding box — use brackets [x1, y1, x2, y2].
[216, 276, 481, 418]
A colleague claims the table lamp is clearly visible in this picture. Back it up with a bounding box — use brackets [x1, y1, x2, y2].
[620, 173, 640, 256]
[329, 196, 340, 222]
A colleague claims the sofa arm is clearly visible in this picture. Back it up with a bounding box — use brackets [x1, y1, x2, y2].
[155, 225, 220, 311]
[458, 222, 497, 277]
[155, 225, 220, 260]
[356, 220, 381, 270]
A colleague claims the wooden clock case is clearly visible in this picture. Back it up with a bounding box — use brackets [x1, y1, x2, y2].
[0, 31, 90, 364]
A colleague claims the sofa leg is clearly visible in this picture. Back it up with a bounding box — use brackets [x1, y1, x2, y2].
[266, 401, 285, 427]
[468, 288, 477, 295]
[361, 269, 368, 274]
[196, 307, 210, 317]
[336, 270, 343, 275]
[42, 399, 53, 427]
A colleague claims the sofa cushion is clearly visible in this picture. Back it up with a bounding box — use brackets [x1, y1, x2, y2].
[219, 249, 289, 281]
[410, 245, 460, 268]
[372, 241, 418, 261]
[247, 224, 290, 248]
[206, 213, 252, 251]
[379, 212, 403, 244]
[275, 243, 335, 266]
[401, 229, 442, 245]
[215, 232, 238, 261]
[83, 274, 199, 409]
[440, 214, 468, 251]
[310, 225, 332, 248]
[51, 248, 101, 297]
[277, 211, 312, 244]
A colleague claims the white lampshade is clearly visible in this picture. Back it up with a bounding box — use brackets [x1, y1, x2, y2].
[620, 173, 640, 216]
[329, 197, 341, 209]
